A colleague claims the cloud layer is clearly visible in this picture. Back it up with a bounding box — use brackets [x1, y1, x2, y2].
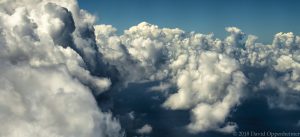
[1, 0, 300, 136]
[95, 23, 300, 133]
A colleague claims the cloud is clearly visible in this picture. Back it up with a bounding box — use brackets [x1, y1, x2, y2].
[95, 22, 300, 134]
[136, 124, 153, 134]
[2, 0, 300, 136]
[0, 63, 121, 137]
[0, 0, 123, 137]
[148, 82, 172, 92]
[95, 23, 248, 133]
[128, 111, 135, 120]
[244, 32, 300, 110]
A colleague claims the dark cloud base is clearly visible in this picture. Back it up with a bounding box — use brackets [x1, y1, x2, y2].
[97, 82, 300, 137]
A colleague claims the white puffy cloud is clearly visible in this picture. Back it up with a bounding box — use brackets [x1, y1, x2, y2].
[0, 63, 121, 137]
[2, 0, 300, 135]
[243, 32, 300, 110]
[187, 71, 246, 133]
[0, 0, 123, 137]
[136, 124, 152, 134]
[95, 21, 300, 134]
[95, 23, 248, 133]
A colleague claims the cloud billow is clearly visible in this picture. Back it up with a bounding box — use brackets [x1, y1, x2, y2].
[95, 23, 300, 134]
[0, 0, 123, 137]
[1, 0, 300, 136]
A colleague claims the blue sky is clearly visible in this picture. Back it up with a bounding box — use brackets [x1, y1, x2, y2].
[79, 0, 300, 43]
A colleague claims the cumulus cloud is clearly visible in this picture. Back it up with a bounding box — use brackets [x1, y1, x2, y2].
[95, 23, 248, 133]
[95, 22, 300, 134]
[0, 0, 123, 137]
[136, 124, 153, 134]
[243, 32, 300, 110]
[0, 63, 121, 137]
[2, 0, 300, 135]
